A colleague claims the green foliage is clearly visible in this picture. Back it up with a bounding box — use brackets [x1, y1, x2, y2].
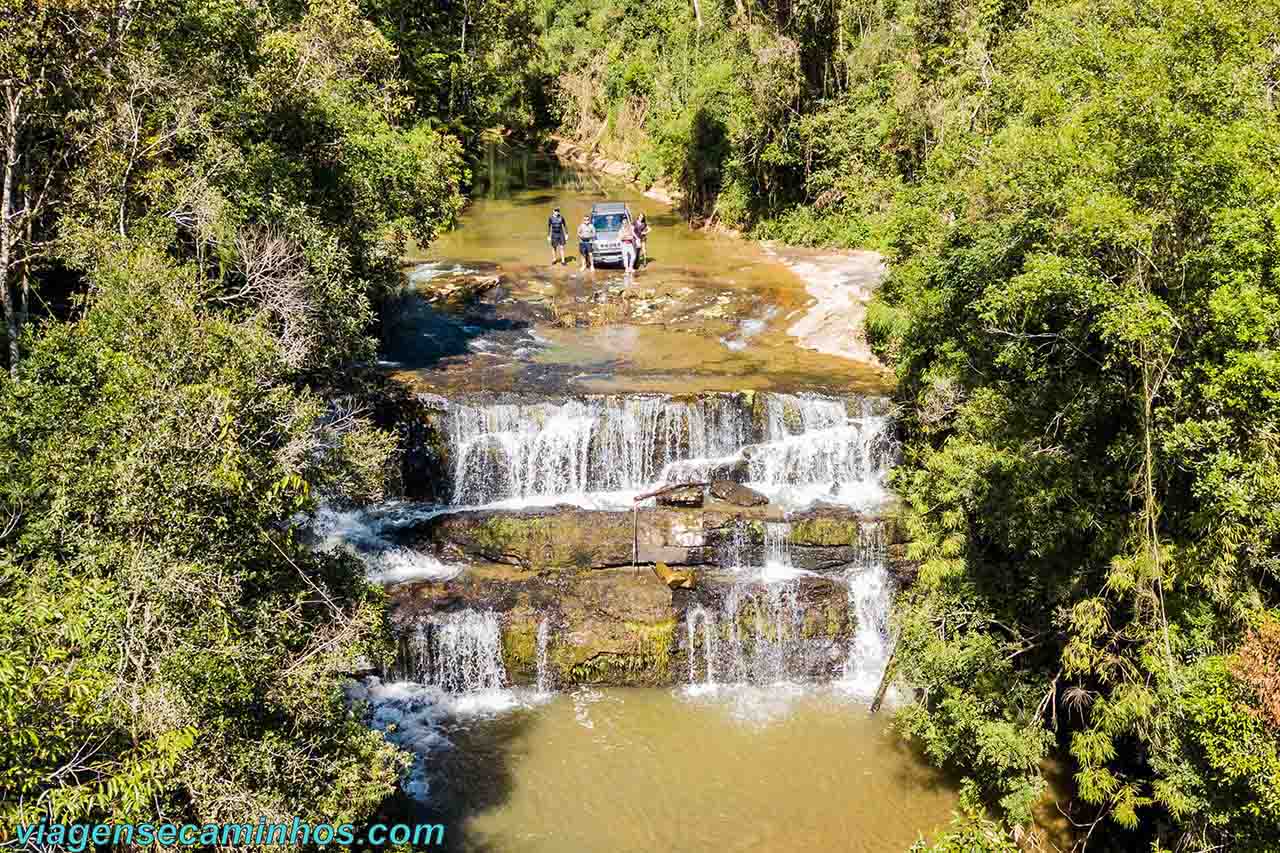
[534, 2, 1280, 847]
[859, 0, 1280, 848]
[360, 0, 547, 143]
[909, 783, 1021, 852]
[0, 0, 472, 837]
[0, 248, 406, 830]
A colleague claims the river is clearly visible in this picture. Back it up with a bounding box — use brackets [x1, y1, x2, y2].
[382, 147, 890, 397]
[333, 146, 962, 852]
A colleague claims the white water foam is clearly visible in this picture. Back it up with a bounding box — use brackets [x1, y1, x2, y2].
[407, 262, 480, 286]
[346, 677, 532, 804]
[311, 503, 462, 585]
[836, 522, 896, 701]
[441, 392, 895, 512]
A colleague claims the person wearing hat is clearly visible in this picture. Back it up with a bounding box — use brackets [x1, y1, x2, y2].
[547, 206, 568, 265]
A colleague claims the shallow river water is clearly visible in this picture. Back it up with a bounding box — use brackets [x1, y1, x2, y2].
[395, 687, 958, 853]
[384, 147, 890, 397]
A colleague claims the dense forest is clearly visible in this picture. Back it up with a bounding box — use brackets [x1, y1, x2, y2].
[3, 0, 1279, 850]
[541, 0, 1280, 849]
[0, 0, 497, 836]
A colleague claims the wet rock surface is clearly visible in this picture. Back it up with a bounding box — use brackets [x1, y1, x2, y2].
[655, 484, 705, 508]
[386, 561, 857, 688]
[709, 480, 769, 507]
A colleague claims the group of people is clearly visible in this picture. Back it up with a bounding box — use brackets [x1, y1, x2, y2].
[546, 206, 649, 272]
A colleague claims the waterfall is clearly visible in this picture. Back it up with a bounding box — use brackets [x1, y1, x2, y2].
[763, 522, 794, 579]
[747, 394, 896, 507]
[841, 523, 894, 699]
[687, 605, 717, 686]
[447, 395, 748, 505]
[689, 579, 806, 687]
[401, 610, 507, 693]
[761, 393, 849, 439]
[721, 580, 804, 684]
[441, 392, 894, 510]
[535, 618, 552, 694]
[717, 517, 751, 572]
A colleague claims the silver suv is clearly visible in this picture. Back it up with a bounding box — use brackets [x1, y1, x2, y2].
[589, 201, 633, 267]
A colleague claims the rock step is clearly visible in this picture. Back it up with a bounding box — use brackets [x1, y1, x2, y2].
[399, 503, 911, 576]
[387, 565, 854, 688]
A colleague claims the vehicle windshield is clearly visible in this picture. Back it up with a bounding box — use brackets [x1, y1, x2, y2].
[593, 213, 624, 232]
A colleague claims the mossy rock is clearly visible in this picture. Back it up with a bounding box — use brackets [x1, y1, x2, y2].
[789, 516, 861, 547]
[553, 617, 678, 687]
[434, 510, 634, 569]
[501, 617, 540, 684]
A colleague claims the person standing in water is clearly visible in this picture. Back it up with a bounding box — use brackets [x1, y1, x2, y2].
[577, 213, 596, 271]
[619, 215, 637, 273]
[547, 206, 568, 265]
[633, 213, 650, 267]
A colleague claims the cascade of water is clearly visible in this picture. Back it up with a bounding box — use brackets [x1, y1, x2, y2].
[763, 522, 792, 570]
[761, 393, 850, 440]
[692, 579, 806, 687]
[747, 395, 896, 505]
[717, 517, 751, 572]
[311, 503, 459, 585]
[442, 392, 895, 509]
[841, 523, 894, 698]
[686, 605, 717, 686]
[447, 395, 748, 505]
[403, 610, 507, 693]
[535, 618, 552, 694]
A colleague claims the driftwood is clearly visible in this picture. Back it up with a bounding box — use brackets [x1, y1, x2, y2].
[870, 639, 898, 714]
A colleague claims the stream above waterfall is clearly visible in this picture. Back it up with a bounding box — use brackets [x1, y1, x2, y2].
[381, 148, 892, 397]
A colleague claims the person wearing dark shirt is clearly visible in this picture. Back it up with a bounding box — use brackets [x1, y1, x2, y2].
[548, 206, 568, 265]
[634, 213, 650, 267]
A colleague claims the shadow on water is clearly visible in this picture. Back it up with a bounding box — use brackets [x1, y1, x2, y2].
[885, 728, 962, 796]
[508, 192, 559, 208]
[372, 708, 535, 853]
[379, 287, 534, 370]
[472, 147, 608, 204]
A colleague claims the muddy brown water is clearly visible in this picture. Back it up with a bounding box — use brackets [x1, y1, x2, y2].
[424, 688, 958, 853]
[383, 148, 892, 397]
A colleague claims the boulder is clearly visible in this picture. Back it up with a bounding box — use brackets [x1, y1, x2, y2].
[709, 480, 769, 507]
[652, 561, 696, 590]
[656, 484, 705, 508]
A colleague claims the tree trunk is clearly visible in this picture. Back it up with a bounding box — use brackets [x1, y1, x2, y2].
[692, 0, 703, 27]
[19, 186, 29, 325]
[0, 85, 22, 378]
[870, 641, 897, 714]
